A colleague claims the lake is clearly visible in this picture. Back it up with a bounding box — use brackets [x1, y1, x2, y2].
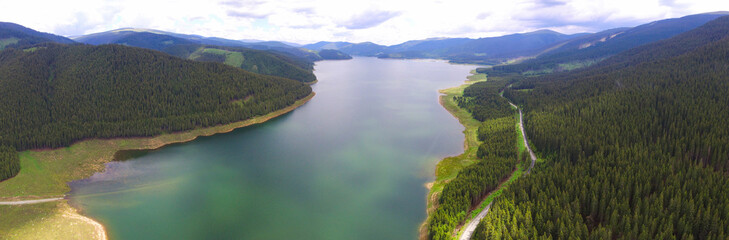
[68, 57, 476, 239]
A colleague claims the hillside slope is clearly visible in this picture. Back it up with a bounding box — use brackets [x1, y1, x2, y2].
[446, 30, 583, 62]
[488, 12, 728, 74]
[75, 30, 318, 83]
[0, 43, 312, 180]
[0, 22, 75, 50]
[472, 15, 729, 239]
[75, 28, 324, 61]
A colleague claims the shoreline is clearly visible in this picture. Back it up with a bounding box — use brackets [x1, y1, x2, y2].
[0, 92, 315, 239]
[437, 93, 469, 152]
[45, 92, 317, 157]
[419, 72, 486, 240]
[61, 201, 108, 240]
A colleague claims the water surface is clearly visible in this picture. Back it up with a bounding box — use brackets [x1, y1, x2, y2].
[69, 57, 475, 239]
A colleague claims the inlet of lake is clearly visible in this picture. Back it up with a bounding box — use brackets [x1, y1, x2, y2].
[68, 57, 476, 239]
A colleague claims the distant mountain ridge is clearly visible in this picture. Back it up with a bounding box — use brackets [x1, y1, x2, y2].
[304, 12, 728, 66]
[4, 11, 725, 70]
[488, 11, 729, 74]
[74, 28, 292, 49]
[0, 22, 75, 50]
[304, 41, 387, 56]
[74, 28, 351, 64]
[304, 30, 586, 64]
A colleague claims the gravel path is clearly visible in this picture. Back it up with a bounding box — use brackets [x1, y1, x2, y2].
[0, 197, 64, 205]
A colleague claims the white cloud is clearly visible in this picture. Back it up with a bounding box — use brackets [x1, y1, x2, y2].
[0, 0, 727, 45]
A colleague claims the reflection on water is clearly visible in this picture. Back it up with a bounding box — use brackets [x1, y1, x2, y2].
[69, 57, 476, 240]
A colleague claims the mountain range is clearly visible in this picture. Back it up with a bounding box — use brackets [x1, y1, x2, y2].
[5, 12, 726, 71]
[488, 11, 729, 74]
[304, 12, 728, 67]
[0, 22, 75, 50]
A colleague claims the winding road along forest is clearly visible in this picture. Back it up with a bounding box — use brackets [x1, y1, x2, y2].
[459, 101, 537, 240]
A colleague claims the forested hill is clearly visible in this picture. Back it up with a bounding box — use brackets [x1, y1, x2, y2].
[73, 30, 318, 83]
[73, 28, 327, 63]
[0, 23, 315, 80]
[487, 12, 728, 75]
[471, 16, 729, 239]
[0, 22, 75, 50]
[161, 44, 318, 83]
[0, 43, 312, 181]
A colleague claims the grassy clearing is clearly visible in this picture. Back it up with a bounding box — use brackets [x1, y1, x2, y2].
[523, 58, 606, 76]
[557, 59, 603, 71]
[224, 52, 244, 67]
[466, 70, 487, 82]
[186, 46, 206, 59]
[515, 111, 526, 158]
[0, 37, 20, 50]
[201, 48, 244, 67]
[230, 95, 253, 108]
[0, 93, 315, 239]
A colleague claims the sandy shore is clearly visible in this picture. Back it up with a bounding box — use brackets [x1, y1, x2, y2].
[61, 201, 108, 240]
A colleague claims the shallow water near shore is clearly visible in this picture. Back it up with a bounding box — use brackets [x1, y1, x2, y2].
[68, 57, 474, 239]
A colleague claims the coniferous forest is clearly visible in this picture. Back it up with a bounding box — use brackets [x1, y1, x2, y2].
[469, 16, 729, 239]
[162, 44, 318, 83]
[3, 7, 729, 240]
[428, 75, 521, 240]
[0, 43, 311, 181]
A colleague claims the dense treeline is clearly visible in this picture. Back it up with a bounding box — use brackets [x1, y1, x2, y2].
[453, 80, 513, 121]
[473, 16, 729, 239]
[67, 30, 318, 83]
[475, 146, 729, 239]
[429, 155, 516, 240]
[476, 117, 519, 160]
[0, 145, 19, 181]
[428, 75, 519, 239]
[0, 43, 311, 181]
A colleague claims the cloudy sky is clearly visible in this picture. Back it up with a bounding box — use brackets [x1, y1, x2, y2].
[1, 0, 727, 45]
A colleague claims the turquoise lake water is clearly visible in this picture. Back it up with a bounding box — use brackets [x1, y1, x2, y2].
[68, 57, 476, 239]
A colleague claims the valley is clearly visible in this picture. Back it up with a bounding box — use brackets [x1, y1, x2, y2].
[1, 7, 729, 240]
